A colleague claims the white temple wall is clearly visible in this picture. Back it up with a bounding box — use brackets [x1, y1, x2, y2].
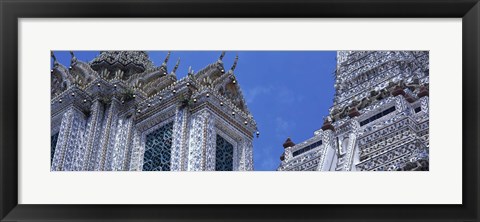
[51, 106, 87, 171]
[328, 150, 338, 171]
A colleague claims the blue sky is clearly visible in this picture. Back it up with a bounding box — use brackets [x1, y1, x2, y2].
[52, 51, 337, 171]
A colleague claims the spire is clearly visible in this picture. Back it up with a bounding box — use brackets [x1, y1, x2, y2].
[230, 54, 239, 72]
[172, 58, 180, 74]
[69, 51, 77, 65]
[218, 51, 226, 61]
[162, 51, 171, 67]
[51, 51, 59, 67]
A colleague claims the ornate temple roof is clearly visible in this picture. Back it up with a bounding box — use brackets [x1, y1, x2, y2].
[51, 51, 258, 135]
[90, 51, 155, 78]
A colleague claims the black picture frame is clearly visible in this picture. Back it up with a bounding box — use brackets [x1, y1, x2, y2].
[1, 0, 479, 221]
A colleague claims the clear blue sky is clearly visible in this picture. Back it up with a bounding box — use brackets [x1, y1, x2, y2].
[52, 51, 337, 171]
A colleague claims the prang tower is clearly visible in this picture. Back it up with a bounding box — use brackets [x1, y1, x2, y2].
[278, 51, 429, 171]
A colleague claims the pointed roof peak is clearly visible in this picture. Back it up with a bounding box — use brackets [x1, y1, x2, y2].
[188, 66, 194, 75]
[229, 54, 239, 73]
[283, 137, 295, 148]
[51, 51, 59, 67]
[70, 51, 77, 65]
[162, 51, 171, 67]
[218, 51, 226, 62]
[171, 57, 180, 74]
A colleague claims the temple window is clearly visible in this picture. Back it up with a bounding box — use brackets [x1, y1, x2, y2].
[142, 122, 174, 171]
[360, 106, 396, 126]
[215, 135, 233, 171]
[292, 140, 322, 157]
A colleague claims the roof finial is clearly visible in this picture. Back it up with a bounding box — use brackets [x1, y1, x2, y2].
[219, 51, 226, 61]
[162, 51, 171, 66]
[51, 51, 59, 66]
[51, 51, 57, 61]
[230, 54, 239, 72]
[283, 137, 295, 149]
[69, 51, 77, 65]
[172, 58, 180, 74]
[188, 66, 194, 75]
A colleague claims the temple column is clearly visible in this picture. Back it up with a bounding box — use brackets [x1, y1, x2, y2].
[284, 147, 293, 162]
[51, 106, 87, 171]
[204, 114, 216, 171]
[236, 139, 245, 171]
[170, 107, 189, 171]
[128, 130, 143, 171]
[316, 129, 336, 171]
[237, 138, 253, 171]
[245, 139, 254, 171]
[395, 95, 409, 113]
[82, 100, 104, 170]
[110, 115, 134, 171]
[420, 96, 429, 114]
[343, 120, 360, 171]
[121, 116, 135, 171]
[186, 109, 214, 171]
[96, 99, 120, 171]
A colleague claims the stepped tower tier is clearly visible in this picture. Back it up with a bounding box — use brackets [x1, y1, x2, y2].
[278, 51, 429, 171]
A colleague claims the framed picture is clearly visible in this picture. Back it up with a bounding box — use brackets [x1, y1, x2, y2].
[1, 0, 478, 221]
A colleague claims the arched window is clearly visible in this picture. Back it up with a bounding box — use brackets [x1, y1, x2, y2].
[142, 122, 174, 171]
[215, 135, 233, 171]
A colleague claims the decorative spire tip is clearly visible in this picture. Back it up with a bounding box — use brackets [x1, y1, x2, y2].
[219, 51, 226, 61]
[163, 51, 171, 65]
[172, 57, 180, 73]
[230, 54, 239, 72]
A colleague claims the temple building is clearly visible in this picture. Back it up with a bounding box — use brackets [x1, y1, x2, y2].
[278, 51, 429, 171]
[51, 51, 257, 171]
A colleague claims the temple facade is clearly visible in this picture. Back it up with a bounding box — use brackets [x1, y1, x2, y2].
[51, 51, 257, 171]
[278, 51, 429, 171]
